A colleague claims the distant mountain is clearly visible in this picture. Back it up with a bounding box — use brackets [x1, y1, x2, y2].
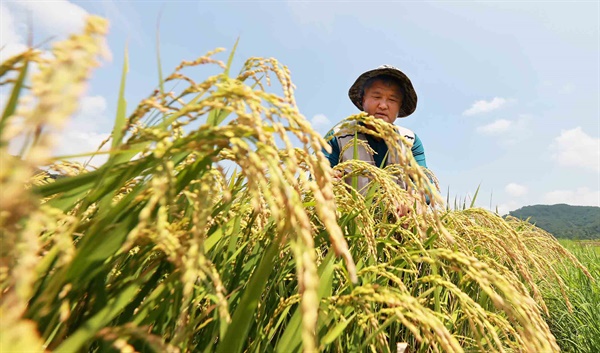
[508, 204, 600, 240]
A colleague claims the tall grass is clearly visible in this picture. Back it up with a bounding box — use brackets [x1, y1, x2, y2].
[1, 16, 594, 352]
[543, 240, 600, 352]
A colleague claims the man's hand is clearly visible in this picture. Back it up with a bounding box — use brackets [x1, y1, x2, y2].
[332, 169, 343, 182]
[395, 197, 422, 218]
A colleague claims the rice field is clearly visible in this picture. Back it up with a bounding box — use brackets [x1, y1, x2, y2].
[543, 240, 600, 353]
[1, 17, 597, 352]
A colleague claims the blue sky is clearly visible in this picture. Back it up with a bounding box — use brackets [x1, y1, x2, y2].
[2, 0, 598, 214]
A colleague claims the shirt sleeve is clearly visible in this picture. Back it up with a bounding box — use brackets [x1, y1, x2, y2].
[411, 133, 434, 204]
[411, 133, 428, 168]
[322, 129, 340, 168]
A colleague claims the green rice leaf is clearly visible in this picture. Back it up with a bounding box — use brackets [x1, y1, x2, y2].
[111, 44, 129, 150]
[470, 183, 481, 209]
[0, 57, 29, 140]
[224, 37, 240, 78]
[321, 313, 356, 346]
[207, 38, 239, 127]
[216, 237, 280, 353]
[156, 12, 165, 96]
[276, 251, 336, 353]
[54, 282, 142, 352]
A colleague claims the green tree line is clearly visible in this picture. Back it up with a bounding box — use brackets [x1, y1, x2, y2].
[509, 204, 600, 240]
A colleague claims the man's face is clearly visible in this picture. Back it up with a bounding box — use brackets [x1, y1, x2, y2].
[361, 79, 403, 125]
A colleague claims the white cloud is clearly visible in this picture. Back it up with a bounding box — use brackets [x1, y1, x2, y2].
[476, 119, 512, 135]
[560, 83, 575, 94]
[505, 183, 528, 197]
[53, 130, 110, 166]
[7, 1, 88, 40]
[0, 3, 28, 61]
[551, 127, 600, 173]
[2, 1, 113, 63]
[1, 1, 111, 168]
[310, 114, 333, 134]
[54, 95, 111, 166]
[2, 1, 112, 65]
[71, 95, 109, 132]
[463, 97, 507, 116]
[310, 114, 331, 128]
[7, 95, 111, 167]
[476, 115, 532, 147]
[544, 188, 600, 207]
[496, 201, 520, 216]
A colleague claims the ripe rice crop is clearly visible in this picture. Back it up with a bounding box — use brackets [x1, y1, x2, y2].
[0, 16, 594, 353]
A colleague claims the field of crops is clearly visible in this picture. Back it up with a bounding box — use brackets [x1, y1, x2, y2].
[544, 240, 600, 353]
[1, 17, 598, 352]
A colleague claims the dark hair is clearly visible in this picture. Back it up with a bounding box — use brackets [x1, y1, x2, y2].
[361, 75, 405, 99]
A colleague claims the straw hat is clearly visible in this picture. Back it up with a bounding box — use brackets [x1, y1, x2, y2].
[348, 65, 418, 118]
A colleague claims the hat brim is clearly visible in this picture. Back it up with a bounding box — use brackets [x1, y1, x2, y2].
[348, 67, 418, 118]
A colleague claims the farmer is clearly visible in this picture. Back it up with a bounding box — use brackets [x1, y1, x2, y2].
[322, 65, 434, 213]
[323, 64, 428, 172]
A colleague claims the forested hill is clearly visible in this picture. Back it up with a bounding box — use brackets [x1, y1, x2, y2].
[508, 204, 600, 240]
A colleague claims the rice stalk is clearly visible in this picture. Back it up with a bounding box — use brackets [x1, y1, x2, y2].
[1, 16, 593, 353]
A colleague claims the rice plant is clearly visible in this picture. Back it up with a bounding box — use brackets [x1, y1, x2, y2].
[1, 16, 594, 352]
[542, 240, 600, 353]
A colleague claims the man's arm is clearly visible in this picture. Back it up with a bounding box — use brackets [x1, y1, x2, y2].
[411, 134, 427, 168]
[322, 130, 340, 168]
[411, 133, 436, 204]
